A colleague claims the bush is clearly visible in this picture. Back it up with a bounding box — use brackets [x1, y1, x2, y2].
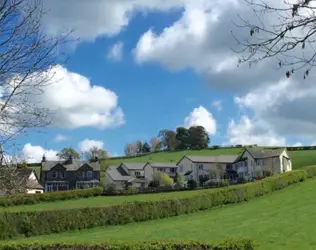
[302, 165, 316, 178]
[0, 239, 254, 250]
[187, 180, 197, 189]
[0, 170, 306, 240]
[0, 187, 104, 207]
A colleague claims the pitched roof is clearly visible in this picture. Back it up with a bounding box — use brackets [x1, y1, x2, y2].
[121, 162, 146, 170]
[42, 160, 100, 172]
[148, 162, 177, 168]
[15, 168, 43, 190]
[246, 148, 286, 159]
[106, 166, 133, 181]
[185, 155, 240, 164]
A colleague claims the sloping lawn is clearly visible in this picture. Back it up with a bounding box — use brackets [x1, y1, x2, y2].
[5, 178, 316, 250]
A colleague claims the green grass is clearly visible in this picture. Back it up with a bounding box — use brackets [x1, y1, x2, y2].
[5, 178, 316, 250]
[0, 187, 221, 213]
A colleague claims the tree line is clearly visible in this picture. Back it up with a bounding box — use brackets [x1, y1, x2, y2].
[124, 126, 210, 156]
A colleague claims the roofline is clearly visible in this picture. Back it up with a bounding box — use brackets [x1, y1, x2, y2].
[178, 155, 240, 164]
[120, 162, 147, 170]
[244, 148, 289, 159]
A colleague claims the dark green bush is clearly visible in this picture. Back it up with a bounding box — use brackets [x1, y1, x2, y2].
[187, 180, 197, 189]
[0, 187, 104, 207]
[302, 165, 316, 178]
[0, 239, 254, 250]
[0, 170, 306, 240]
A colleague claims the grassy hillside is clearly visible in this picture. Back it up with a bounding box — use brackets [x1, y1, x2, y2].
[7, 178, 316, 250]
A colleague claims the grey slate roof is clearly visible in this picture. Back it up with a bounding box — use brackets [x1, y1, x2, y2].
[246, 148, 286, 159]
[15, 168, 43, 190]
[42, 160, 100, 172]
[106, 166, 133, 181]
[149, 162, 178, 168]
[185, 155, 240, 164]
[121, 162, 146, 170]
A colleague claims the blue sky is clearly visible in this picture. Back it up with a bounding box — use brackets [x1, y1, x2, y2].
[10, 0, 316, 162]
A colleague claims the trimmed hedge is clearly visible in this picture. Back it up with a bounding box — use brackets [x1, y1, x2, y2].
[0, 170, 306, 240]
[302, 165, 316, 178]
[0, 239, 254, 250]
[0, 187, 104, 207]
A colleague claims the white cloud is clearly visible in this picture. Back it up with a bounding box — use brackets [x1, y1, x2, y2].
[226, 116, 286, 146]
[107, 41, 124, 61]
[41, 0, 187, 42]
[212, 100, 222, 111]
[78, 139, 104, 153]
[183, 106, 216, 135]
[54, 134, 69, 142]
[21, 143, 58, 163]
[312, 142, 316, 146]
[292, 142, 303, 147]
[30, 65, 125, 129]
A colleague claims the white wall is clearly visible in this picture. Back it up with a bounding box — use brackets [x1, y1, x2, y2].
[279, 150, 292, 173]
[26, 189, 43, 194]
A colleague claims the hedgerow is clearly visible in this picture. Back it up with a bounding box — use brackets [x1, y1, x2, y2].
[0, 239, 254, 250]
[0, 187, 104, 207]
[302, 165, 316, 178]
[0, 170, 306, 240]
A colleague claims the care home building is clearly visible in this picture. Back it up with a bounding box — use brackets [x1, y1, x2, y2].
[40, 155, 101, 192]
[176, 148, 292, 184]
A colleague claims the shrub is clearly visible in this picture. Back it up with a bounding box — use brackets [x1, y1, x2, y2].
[187, 179, 197, 189]
[0, 170, 306, 240]
[125, 186, 137, 194]
[0, 187, 104, 207]
[302, 165, 316, 178]
[0, 239, 254, 250]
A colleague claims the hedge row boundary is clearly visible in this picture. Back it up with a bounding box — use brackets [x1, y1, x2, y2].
[0, 170, 308, 240]
[0, 187, 104, 207]
[0, 239, 254, 250]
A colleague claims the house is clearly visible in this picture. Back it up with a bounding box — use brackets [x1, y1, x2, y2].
[236, 148, 292, 179]
[40, 155, 100, 192]
[144, 162, 178, 180]
[0, 168, 43, 196]
[16, 168, 44, 194]
[177, 155, 240, 184]
[105, 162, 150, 190]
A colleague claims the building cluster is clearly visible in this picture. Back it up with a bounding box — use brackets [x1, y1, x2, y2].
[11, 147, 292, 193]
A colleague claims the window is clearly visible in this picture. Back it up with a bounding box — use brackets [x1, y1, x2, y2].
[81, 172, 86, 178]
[198, 164, 203, 170]
[245, 161, 248, 167]
[179, 166, 183, 172]
[87, 171, 92, 178]
[135, 171, 140, 176]
[170, 168, 175, 173]
[52, 172, 57, 178]
[59, 172, 65, 178]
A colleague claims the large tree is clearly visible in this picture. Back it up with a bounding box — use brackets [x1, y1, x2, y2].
[187, 126, 210, 150]
[84, 146, 108, 161]
[56, 147, 80, 160]
[158, 129, 177, 151]
[175, 127, 190, 150]
[0, 0, 71, 195]
[233, 0, 316, 78]
[149, 136, 161, 152]
[124, 143, 137, 156]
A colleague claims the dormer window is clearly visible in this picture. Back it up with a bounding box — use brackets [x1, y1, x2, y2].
[52, 172, 57, 178]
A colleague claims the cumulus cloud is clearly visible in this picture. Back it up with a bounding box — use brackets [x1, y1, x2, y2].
[41, 0, 187, 42]
[183, 106, 216, 135]
[21, 143, 58, 163]
[226, 116, 286, 146]
[292, 142, 303, 147]
[30, 65, 125, 129]
[54, 134, 69, 142]
[78, 139, 104, 152]
[107, 41, 124, 61]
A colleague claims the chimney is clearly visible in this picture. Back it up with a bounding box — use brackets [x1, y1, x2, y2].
[42, 154, 46, 163]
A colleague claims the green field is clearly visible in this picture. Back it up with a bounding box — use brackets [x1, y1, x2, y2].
[0, 187, 221, 213]
[5, 178, 316, 250]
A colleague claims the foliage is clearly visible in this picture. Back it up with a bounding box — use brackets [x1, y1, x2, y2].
[0, 167, 28, 195]
[0, 187, 103, 207]
[142, 142, 151, 153]
[0, 170, 306, 239]
[175, 127, 190, 150]
[0, 239, 254, 250]
[187, 126, 209, 150]
[84, 146, 108, 161]
[56, 148, 80, 160]
[124, 143, 137, 156]
[136, 140, 143, 154]
[302, 165, 316, 178]
[175, 174, 183, 185]
[187, 179, 197, 189]
[149, 137, 161, 152]
[152, 172, 174, 187]
[158, 129, 177, 151]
